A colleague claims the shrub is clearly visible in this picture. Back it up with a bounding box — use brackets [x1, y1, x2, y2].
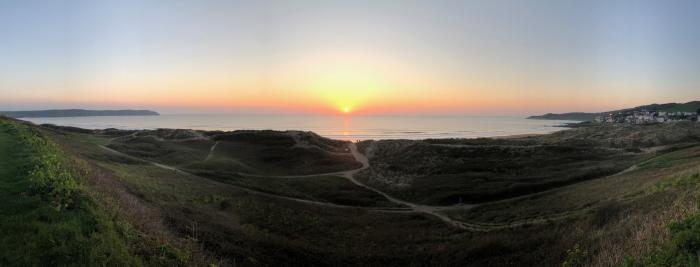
[13, 121, 82, 210]
[0, 119, 188, 266]
[625, 213, 700, 266]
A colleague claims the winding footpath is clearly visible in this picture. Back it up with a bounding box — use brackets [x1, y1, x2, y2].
[341, 143, 476, 230]
[104, 135, 575, 231]
[323, 143, 644, 231]
[98, 144, 411, 213]
[204, 141, 219, 161]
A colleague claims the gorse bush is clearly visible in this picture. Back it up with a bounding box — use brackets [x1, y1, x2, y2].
[11, 121, 82, 210]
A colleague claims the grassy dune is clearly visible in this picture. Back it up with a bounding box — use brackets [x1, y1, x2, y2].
[106, 129, 361, 176]
[51, 135, 457, 266]
[357, 122, 700, 206]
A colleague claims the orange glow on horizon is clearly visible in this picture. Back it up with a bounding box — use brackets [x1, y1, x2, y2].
[24, 85, 645, 115]
[12, 50, 672, 115]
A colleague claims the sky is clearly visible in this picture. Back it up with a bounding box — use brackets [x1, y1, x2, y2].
[1, 0, 700, 115]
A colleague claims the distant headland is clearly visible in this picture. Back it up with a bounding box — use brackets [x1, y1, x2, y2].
[0, 109, 159, 118]
[528, 101, 700, 121]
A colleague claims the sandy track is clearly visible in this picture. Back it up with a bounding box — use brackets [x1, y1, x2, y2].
[205, 141, 219, 161]
[340, 143, 483, 230]
[98, 144, 411, 213]
[103, 135, 550, 231]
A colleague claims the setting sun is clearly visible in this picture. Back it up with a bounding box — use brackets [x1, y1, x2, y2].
[342, 106, 351, 114]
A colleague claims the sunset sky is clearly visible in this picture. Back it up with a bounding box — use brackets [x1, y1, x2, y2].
[1, 0, 700, 115]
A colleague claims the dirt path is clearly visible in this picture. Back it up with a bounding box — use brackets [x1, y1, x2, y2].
[101, 134, 540, 231]
[101, 136, 486, 230]
[465, 159, 645, 211]
[433, 158, 655, 230]
[340, 143, 646, 231]
[87, 130, 691, 232]
[205, 141, 219, 161]
[339, 143, 485, 230]
[235, 169, 358, 179]
[97, 144, 411, 213]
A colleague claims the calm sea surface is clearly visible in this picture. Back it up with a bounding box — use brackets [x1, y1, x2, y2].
[22, 114, 574, 141]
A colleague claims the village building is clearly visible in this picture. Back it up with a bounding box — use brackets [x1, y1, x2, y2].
[595, 109, 700, 124]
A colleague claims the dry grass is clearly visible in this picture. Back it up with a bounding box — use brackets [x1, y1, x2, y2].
[589, 195, 698, 266]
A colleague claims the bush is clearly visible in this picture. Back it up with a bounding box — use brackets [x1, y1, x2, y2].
[13, 121, 82, 210]
[0, 119, 189, 266]
[562, 244, 588, 267]
[625, 213, 700, 266]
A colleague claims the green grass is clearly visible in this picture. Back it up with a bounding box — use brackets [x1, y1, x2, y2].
[359, 140, 638, 205]
[107, 131, 361, 176]
[85, 148, 461, 266]
[624, 155, 700, 266]
[0, 119, 188, 266]
[652, 171, 700, 193]
[638, 145, 700, 170]
[445, 145, 700, 224]
[200, 173, 402, 207]
[657, 101, 700, 113]
[108, 136, 213, 166]
[0, 120, 133, 266]
[210, 141, 360, 175]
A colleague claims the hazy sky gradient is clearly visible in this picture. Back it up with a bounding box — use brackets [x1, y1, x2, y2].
[1, 0, 699, 115]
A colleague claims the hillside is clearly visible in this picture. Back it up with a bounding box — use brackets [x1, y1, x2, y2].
[527, 112, 601, 121]
[528, 101, 700, 121]
[0, 118, 187, 266]
[3, 119, 700, 266]
[0, 109, 159, 118]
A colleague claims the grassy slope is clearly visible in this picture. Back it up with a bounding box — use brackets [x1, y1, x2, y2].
[75, 145, 461, 266]
[359, 123, 700, 206]
[646, 101, 700, 113]
[64, 131, 398, 208]
[358, 140, 639, 205]
[199, 173, 402, 207]
[0, 120, 138, 266]
[48, 128, 445, 266]
[441, 145, 700, 266]
[621, 147, 700, 266]
[106, 130, 361, 176]
[0, 119, 188, 266]
[26, 121, 700, 266]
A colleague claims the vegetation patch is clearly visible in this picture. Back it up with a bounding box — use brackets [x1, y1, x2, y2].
[359, 139, 637, 205]
[24, 120, 700, 266]
[624, 212, 700, 267]
[0, 118, 188, 266]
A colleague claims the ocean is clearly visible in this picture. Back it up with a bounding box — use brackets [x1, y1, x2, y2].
[22, 114, 574, 141]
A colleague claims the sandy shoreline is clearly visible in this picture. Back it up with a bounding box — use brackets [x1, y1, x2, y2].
[493, 133, 546, 139]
